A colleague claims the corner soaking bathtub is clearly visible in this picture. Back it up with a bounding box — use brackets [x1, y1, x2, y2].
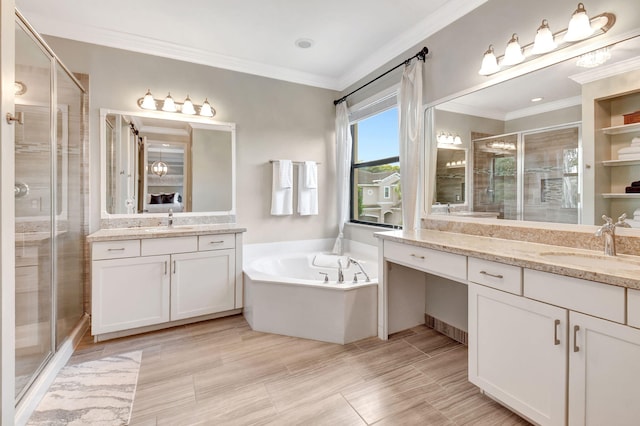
[243, 239, 378, 344]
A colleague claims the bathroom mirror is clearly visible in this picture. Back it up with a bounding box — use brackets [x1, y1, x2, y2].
[430, 35, 640, 225]
[435, 147, 467, 205]
[100, 109, 236, 217]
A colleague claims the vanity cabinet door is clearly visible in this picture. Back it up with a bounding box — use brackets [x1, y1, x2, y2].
[469, 283, 567, 426]
[170, 249, 235, 320]
[92, 255, 170, 334]
[569, 311, 640, 426]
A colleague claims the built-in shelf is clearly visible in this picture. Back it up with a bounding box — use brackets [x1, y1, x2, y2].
[601, 122, 640, 135]
[602, 159, 640, 167]
[602, 193, 640, 199]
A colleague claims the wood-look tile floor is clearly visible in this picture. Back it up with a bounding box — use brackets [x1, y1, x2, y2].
[69, 315, 532, 426]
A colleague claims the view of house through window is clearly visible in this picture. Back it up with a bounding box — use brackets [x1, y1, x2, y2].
[351, 105, 401, 227]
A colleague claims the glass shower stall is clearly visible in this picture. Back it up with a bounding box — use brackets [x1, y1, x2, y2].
[14, 12, 87, 406]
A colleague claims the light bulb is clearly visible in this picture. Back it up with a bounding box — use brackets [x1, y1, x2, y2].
[453, 135, 462, 145]
[502, 34, 524, 66]
[141, 89, 156, 110]
[532, 19, 557, 54]
[564, 2, 593, 42]
[199, 98, 215, 117]
[162, 93, 176, 112]
[181, 95, 196, 115]
[478, 45, 500, 75]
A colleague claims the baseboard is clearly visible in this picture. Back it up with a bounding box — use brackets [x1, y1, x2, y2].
[424, 313, 468, 345]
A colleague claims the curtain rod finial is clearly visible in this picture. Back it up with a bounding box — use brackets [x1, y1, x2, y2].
[418, 47, 429, 61]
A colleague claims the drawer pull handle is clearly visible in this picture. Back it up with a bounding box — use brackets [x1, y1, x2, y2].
[479, 270, 503, 279]
[173, 260, 176, 274]
[209, 240, 225, 244]
[573, 325, 580, 352]
[107, 248, 126, 252]
[554, 319, 561, 346]
[164, 261, 168, 275]
[410, 254, 425, 260]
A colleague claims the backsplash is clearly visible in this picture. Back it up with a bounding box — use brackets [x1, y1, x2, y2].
[422, 216, 640, 256]
[99, 214, 236, 229]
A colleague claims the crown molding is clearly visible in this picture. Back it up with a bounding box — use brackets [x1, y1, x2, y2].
[23, 13, 342, 90]
[337, 0, 488, 91]
[569, 55, 640, 85]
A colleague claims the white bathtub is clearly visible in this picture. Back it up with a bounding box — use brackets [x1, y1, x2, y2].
[243, 239, 378, 344]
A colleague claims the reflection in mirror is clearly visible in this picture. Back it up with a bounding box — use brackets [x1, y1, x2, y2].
[101, 110, 235, 216]
[431, 36, 640, 225]
[435, 147, 466, 205]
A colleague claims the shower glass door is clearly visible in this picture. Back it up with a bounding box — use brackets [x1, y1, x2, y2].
[14, 22, 54, 400]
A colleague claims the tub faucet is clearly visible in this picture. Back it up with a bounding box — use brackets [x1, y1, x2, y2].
[348, 257, 371, 282]
[595, 213, 630, 256]
[337, 259, 345, 283]
[168, 209, 174, 228]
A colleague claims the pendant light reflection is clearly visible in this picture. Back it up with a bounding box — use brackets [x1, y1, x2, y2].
[137, 90, 217, 118]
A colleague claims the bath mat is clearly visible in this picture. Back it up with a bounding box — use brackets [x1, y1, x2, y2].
[27, 351, 142, 426]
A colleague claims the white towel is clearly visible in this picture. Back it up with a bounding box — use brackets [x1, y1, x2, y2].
[278, 159, 293, 188]
[304, 161, 318, 189]
[312, 254, 348, 268]
[271, 161, 293, 215]
[297, 161, 318, 215]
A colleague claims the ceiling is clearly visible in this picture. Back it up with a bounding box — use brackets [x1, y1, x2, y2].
[16, 0, 487, 91]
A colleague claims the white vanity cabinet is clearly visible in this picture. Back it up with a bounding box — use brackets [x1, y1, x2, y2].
[90, 230, 243, 340]
[469, 271, 567, 426]
[470, 264, 640, 426]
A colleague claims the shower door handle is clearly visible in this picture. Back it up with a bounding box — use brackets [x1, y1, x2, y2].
[6, 112, 24, 125]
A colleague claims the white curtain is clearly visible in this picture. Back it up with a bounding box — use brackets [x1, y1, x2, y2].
[398, 59, 424, 231]
[332, 101, 352, 255]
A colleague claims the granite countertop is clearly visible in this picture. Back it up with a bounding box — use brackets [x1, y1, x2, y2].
[87, 224, 246, 242]
[376, 229, 640, 289]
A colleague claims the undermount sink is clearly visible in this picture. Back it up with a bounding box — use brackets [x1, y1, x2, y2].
[143, 226, 194, 233]
[539, 251, 640, 271]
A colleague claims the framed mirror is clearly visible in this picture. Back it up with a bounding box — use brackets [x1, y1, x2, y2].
[100, 109, 236, 218]
[429, 35, 640, 225]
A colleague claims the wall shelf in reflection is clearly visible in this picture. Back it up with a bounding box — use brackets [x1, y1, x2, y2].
[602, 159, 640, 167]
[601, 122, 640, 135]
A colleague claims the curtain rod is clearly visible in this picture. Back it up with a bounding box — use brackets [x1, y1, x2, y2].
[269, 160, 322, 165]
[333, 46, 428, 106]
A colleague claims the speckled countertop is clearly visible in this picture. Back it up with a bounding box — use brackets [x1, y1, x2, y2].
[376, 229, 640, 290]
[87, 224, 246, 242]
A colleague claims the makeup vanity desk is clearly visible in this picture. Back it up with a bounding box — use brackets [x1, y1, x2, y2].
[376, 228, 640, 426]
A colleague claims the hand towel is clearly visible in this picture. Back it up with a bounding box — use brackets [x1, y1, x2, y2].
[297, 161, 318, 216]
[271, 161, 293, 215]
[617, 146, 640, 155]
[304, 161, 318, 189]
[618, 153, 640, 161]
[278, 159, 293, 188]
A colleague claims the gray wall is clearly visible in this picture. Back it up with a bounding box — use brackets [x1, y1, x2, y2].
[43, 36, 339, 244]
[341, 0, 640, 106]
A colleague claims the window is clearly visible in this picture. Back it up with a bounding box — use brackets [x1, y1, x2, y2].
[350, 101, 401, 227]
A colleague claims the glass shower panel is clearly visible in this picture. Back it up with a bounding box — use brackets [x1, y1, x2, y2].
[522, 126, 580, 223]
[54, 63, 85, 348]
[473, 134, 518, 219]
[14, 23, 53, 400]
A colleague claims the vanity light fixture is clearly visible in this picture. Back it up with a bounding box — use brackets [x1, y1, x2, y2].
[478, 2, 615, 76]
[437, 132, 463, 145]
[137, 90, 217, 118]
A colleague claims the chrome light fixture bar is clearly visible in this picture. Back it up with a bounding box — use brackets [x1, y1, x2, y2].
[478, 3, 615, 76]
[137, 89, 216, 118]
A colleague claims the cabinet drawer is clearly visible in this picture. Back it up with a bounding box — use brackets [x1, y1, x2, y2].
[199, 233, 236, 251]
[92, 239, 140, 260]
[524, 269, 625, 323]
[628, 289, 640, 329]
[141, 236, 198, 256]
[468, 257, 522, 295]
[384, 240, 466, 281]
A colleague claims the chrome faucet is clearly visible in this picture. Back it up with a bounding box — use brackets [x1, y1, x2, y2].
[348, 257, 371, 282]
[595, 214, 630, 256]
[337, 259, 345, 283]
[168, 209, 174, 228]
